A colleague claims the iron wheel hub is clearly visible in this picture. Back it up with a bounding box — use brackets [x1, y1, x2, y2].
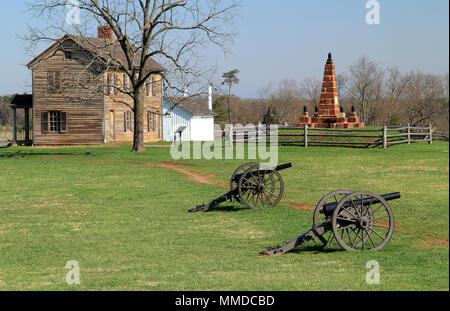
[357, 217, 370, 229]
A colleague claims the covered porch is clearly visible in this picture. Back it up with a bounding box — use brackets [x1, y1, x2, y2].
[10, 94, 33, 146]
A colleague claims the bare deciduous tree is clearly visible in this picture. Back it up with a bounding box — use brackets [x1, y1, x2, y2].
[300, 77, 321, 108]
[24, 0, 240, 151]
[347, 56, 381, 123]
[402, 71, 443, 127]
[335, 73, 348, 99]
[382, 67, 410, 125]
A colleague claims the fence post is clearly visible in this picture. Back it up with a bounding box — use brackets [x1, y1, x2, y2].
[226, 124, 233, 148]
[304, 124, 308, 148]
[407, 123, 411, 144]
[428, 124, 433, 145]
[383, 125, 387, 149]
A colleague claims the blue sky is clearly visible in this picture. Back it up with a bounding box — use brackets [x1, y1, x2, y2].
[0, 0, 448, 97]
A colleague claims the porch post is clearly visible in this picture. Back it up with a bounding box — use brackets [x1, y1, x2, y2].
[24, 107, 30, 143]
[12, 107, 17, 142]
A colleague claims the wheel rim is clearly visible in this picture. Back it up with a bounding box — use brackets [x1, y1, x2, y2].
[238, 164, 284, 209]
[230, 162, 258, 191]
[332, 191, 395, 251]
[313, 190, 353, 247]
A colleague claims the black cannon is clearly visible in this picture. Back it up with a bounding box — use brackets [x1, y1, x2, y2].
[189, 162, 292, 212]
[260, 190, 400, 255]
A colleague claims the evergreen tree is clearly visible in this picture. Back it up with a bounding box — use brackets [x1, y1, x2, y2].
[262, 105, 280, 125]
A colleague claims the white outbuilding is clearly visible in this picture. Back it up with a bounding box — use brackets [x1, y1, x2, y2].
[162, 88, 216, 141]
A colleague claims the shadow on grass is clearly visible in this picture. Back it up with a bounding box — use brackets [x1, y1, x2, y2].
[0, 150, 93, 159]
[260, 244, 345, 255]
[288, 245, 345, 254]
[207, 204, 249, 212]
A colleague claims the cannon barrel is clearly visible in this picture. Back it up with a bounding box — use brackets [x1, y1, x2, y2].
[273, 162, 293, 171]
[323, 192, 401, 216]
[231, 162, 292, 182]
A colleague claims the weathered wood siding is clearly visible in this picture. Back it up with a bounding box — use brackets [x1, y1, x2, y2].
[31, 42, 163, 145]
[31, 48, 104, 145]
[105, 73, 162, 142]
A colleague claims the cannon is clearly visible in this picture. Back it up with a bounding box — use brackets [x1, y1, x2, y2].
[260, 190, 400, 255]
[189, 162, 292, 212]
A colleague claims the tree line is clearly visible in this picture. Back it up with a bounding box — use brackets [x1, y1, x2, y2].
[0, 95, 13, 127]
[1, 56, 448, 135]
[214, 56, 449, 134]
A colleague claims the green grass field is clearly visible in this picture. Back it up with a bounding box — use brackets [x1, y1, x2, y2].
[0, 141, 448, 290]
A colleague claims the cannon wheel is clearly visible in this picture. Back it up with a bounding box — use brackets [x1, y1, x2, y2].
[230, 162, 258, 191]
[238, 164, 284, 209]
[313, 189, 353, 247]
[332, 191, 395, 251]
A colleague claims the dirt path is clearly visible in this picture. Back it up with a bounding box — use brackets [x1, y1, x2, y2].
[43, 157, 227, 188]
[136, 162, 228, 188]
[413, 232, 449, 248]
[413, 239, 449, 248]
[288, 203, 316, 211]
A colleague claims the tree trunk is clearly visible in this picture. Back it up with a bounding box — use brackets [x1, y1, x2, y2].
[227, 85, 232, 124]
[132, 88, 145, 152]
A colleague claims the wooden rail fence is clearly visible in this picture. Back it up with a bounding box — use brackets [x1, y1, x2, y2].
[227, 124, 448, 149]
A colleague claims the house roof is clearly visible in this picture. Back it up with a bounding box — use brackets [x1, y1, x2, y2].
[10, 94, 32, 108]
[164, 96, 216, 117]
[27, 34, 165, 73]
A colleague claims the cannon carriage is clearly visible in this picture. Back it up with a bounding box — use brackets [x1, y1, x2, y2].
[188, 162, 399, 254]
[189, 162, 292, 212]
[261, 190, 399, 255]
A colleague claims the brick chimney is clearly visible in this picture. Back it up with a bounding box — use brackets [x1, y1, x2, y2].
[98, 26, 114, 42]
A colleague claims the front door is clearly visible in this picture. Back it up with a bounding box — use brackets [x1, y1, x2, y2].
[110, 110, 116, 141]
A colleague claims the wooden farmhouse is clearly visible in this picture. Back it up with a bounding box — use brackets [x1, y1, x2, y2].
[17, 26, 165, 145]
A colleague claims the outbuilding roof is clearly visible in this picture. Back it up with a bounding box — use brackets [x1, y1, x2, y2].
[164, 97, 216, 117]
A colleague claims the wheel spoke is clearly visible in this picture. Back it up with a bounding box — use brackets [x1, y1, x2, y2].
[245, 190, 252, 203]
[350, 198, 361, 217]
[365, 196, 375, 217]
[326, 232, 334, 245]
[362, 227, 365, 250]
[373, 215, 389, 221]
[373, 223, 390, 229]
[343, 227, 355, 243]
[242, 177, 258, 187]
[366, 226, 386, 240]
[263, 188, 280, 199]
[258, 192, 265, 208]
[366, 229, 377, 248]
[336, 216, 356, 223]
[345, 228, 352, 245]
[254, 192, 260, 207]
[351, 228, 361, 248]
[249, 191, 256, 207]
[371, 204, 383, 216]
[338, 206, 358, 221]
